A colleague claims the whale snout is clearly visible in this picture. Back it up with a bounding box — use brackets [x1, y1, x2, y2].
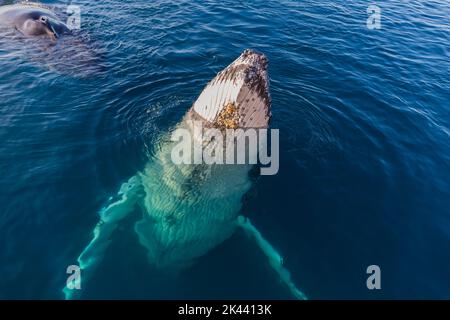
[192, 49, 271, 129]
[238, 48, 269, 71]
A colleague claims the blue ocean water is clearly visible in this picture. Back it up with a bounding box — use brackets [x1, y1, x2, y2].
[0, 0, 449, 299]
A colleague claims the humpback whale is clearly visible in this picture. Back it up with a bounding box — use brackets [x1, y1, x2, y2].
[0, 3, 70, 40]
[64, 49, 306, 300]
[0, 2, 104, 77]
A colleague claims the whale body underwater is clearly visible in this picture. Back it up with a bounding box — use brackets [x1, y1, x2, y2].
[64, 49, 306, 299]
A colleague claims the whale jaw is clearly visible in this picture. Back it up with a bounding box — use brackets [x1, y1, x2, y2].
[191, 49, 271, 129]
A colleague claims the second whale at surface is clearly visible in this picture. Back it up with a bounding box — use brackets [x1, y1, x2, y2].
[0, 2, 104, 77]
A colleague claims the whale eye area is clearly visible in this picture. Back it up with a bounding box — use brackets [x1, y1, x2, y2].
[39, 16, 48, 23]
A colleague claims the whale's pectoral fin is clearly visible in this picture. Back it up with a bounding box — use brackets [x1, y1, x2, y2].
[63, 175, 145, 300]
[236, 216, 307, 300]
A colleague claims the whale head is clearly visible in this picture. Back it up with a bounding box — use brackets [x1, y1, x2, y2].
[15, 9, 70, 40]
[191, 49, 271, 129]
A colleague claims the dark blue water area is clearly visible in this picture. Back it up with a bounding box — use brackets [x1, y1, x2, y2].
[0, 0, 449, 299]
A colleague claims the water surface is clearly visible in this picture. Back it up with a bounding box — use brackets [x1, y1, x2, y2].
[0, 0, 449, 299]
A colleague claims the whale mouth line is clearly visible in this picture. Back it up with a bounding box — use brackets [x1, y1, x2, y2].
[47, 24, 58, 39]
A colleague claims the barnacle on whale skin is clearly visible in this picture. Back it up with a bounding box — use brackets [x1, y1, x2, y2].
[215, 101, 239, 129]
